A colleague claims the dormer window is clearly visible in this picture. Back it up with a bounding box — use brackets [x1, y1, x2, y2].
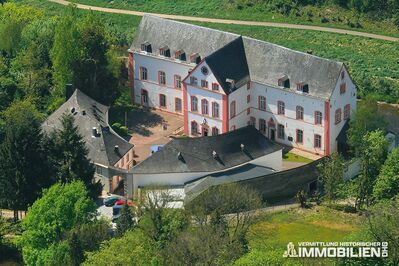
[159, 46, 170, 57]
[278, 75, 290, 88]
[140, 42, 152, 53]
[296, 83, 309, 93]
[190, 53, 201, 64]
[175, 50, 186, 61]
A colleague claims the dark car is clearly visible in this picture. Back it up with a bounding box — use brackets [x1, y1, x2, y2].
[112, 205, 125, 222]
[103, 195, 125, 207]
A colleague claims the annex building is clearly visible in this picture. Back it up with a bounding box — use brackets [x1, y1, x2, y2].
[128, 15, 357, 156]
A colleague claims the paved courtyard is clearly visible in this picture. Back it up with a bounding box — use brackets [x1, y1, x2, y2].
[128, 109, 183, 165]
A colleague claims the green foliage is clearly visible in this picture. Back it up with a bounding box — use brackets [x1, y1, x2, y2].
[355, 130, 388, 209]
[295, 189, 308, 208]
[116, 205, 135, 237]
[68, 231, 84, 266]
[348, 96, 387, 156]
[373, 147, 399, 200]
[111, 122, 128, 136]
[317, 152, 345, 202]
[0, 99, 51, 214]
[83, 229, 157, 266]
[45, 113, 102, 199]
[20, 181, 96, 265]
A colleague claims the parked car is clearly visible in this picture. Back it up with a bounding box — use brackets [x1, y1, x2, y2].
[103, 195, 125, 207]
[115, 199, 135, 206]
[112, 205, 125, 222]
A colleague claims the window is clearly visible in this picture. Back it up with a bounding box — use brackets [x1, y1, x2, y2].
[335, 108, 342, 124]
[344, 104, 350, 120]
[191, 121, 198, 136]
[297, 83, 308, 93]
[201, 66, 209, 75]
[175, 50, 186, 61]
[314, 134, 322, 148]
[159, 94, 166, 108]
[201, 99, 208, 115]
[190, 53, 201, 64]
[259, 119, 266, 134]
[190, 76, 198, 86]
[174, 75, 181, 89]
[278, 101, 285, 115]
[315, 111, 323, 125]
[201, 80, 208, 88]
[212, 102, 219, 118]
[340, 83, 346, 94]
[230, 101, 236, 118]
[175, 98, 182, 112]
[159, 47, 170, 57]
[258, 96, 266, 111]
[296, 106, 304, 120]
[212, 83, 219, 91]
[212, 127, 219, 136]
[141, 42, 152, 52]
[247, 82, 251, 90]
[296, 129, 303, 144]
[126, 152, 129, 163]
[249, 117, 256, 127]
[278, 77, 290, 88]
[277, 124, 285, 139]
[139, 67, 148, 80]
[191, 96, 198, 112]
[247, 95, 250, 103]
[158, 71, 166, 85]
[247, 108, 250, 115]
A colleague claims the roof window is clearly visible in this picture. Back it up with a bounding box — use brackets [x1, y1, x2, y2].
[141, 42, 152, 53]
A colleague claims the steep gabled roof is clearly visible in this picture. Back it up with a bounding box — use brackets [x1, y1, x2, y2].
[132, 126, 282, 174]
[131, 15, 345, 100]
[204, 36, 250, 94]
[130, 15, 239, 60]
[42, 90, 133, 166]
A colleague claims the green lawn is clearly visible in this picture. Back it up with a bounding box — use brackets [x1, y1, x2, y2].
[283, 152, 313, 163]
[236, 206, 361, 265]
[11, 0, 399, 103]
[69, 0, 399, 37]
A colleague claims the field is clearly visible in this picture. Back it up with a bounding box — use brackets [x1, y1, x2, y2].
[283, 152, 313, 163]
[236, 206, 362, 265]
[69, 0, 399, 37]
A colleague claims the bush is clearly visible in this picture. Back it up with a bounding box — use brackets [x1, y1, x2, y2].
[112, 122, 128, 136]
[320, 17, 329, 23]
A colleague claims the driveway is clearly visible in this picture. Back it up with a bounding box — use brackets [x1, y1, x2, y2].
[49, 0, 398, 42]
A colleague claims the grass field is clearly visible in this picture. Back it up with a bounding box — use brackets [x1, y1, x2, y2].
[236, 206, 362, 265]
[283, 152, 313, 163]
[69, 0, 399, 37]
[11, 0, 399, 103]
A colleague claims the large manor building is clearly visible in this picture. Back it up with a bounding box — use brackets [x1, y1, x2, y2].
[128, 15, 357, 156]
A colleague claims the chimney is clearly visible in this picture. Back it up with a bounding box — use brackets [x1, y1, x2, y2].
[177, 152, 185, 163]
[92, 127, 97, 137]
[114, 145, 119, 152]
[226, 78, 235, 87]
[212, 150, 218, 159]
[240, 143, 245, 151]
[65, 84, 74, 100]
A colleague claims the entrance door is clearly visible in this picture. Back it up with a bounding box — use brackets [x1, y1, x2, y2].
[270, 129, 276, 141]
[141, 89, 148, 106]
[202, 127, 209, 136]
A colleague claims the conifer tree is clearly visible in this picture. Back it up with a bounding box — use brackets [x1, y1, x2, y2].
[116, 204, 135, 237]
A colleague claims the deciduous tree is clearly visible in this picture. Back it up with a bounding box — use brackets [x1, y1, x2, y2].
[373, 147, 399, 200]
[317, 152, 345, 202]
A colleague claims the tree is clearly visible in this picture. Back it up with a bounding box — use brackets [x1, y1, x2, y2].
[317, 152, 345, 202]
[116, 204, 135, 237]
[46, 113, 102, 199]
[68, 231, 84, 266]
[373, 147, 399, 200]
[0, 100, 51, 220]
[355, 130, 388, 209]
[296, 190, 308, 208]
[20, 181, 96, 265]
[366, 198, 399, 265]
[347, 96, 386, 157]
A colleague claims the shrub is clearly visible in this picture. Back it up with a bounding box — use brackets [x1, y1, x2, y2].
[112, 122, 128, 136]
[320, 17, 329, 23]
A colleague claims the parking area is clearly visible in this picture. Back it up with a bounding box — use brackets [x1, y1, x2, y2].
[128, 109, 184, 165]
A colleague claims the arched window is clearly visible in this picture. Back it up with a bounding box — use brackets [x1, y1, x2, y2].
[258, 96, 266, 111]
[296, 106, 304, 120]
[277, 101, 285, 115]
[191, 96, 198, 112]
[212, 102, 219, 118]
[315, 111, 322, 125]
[201, 99, 208, 115]
[230, 101, 236, 118]
[191, 121, 198, 136]
[335, 108, 342, 124]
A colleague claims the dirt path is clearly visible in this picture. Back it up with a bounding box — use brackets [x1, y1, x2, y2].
[49, 0, 398, 42]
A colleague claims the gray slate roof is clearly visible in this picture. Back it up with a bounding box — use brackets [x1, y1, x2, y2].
[205, 36, 250, 94]
[131, 15, 344, 99]
[132, 126, 282, 174]
[42, 90, 133, 166]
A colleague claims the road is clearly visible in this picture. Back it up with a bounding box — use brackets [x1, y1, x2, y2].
[49, 0, 399, 42]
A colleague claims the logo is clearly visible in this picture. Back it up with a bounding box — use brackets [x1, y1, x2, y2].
[283, 242, 388, 258]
